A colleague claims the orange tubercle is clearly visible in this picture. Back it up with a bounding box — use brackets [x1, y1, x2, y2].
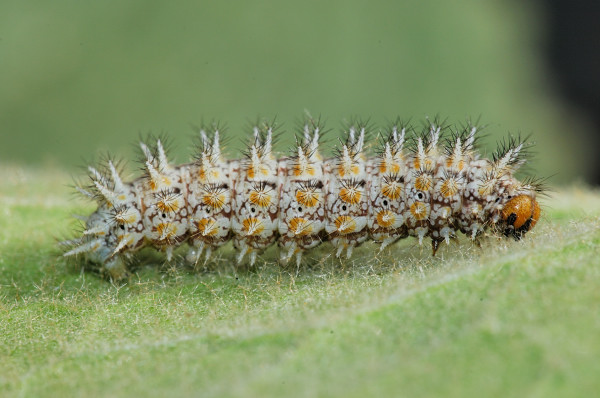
[379, 161, 401, 174]
[247, 165, 269, 179]
[414, 174, 432, 192]
[381, 181, 402, 200]
[339, 187, 361, 204]
[376, 210, 395, 228]
[155, 222, 176, 240]
[410, 202, 428, 221]
[334, 216, 357, 234]
[202, 192, 226, 210]
[338, 164, 359, 178]
[242, 217, 264, 236]
[289, 217, 313, 236]
[440, 179, 459, 198]
[197, 219, 218, 236]
[156, 199, 180, 214]
[293, 164, 315, 177]
[249, 190, 272, 207]
[296, 189, 319, 208]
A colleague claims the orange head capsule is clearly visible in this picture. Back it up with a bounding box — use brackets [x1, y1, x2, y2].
[500, 194, 540, 240]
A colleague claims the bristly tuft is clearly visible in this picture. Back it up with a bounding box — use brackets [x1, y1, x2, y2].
[492, 133, 533, 176]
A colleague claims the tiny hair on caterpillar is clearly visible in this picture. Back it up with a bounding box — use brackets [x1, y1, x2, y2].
[61, 116, 545, 280]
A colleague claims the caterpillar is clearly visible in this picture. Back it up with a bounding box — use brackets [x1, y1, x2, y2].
[61, 117, 543, 280]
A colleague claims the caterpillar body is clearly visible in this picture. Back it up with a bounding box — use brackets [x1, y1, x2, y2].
[62, 118, 543, 280]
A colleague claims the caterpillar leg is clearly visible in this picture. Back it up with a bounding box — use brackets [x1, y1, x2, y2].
[279, 242, 297, 265]
[103, 256, 128, 281]
[378, 236, 397, 252]
[234, 239, 262, 266]
[236, 243, 249, 265]
[249, 251, 258, 267]
[431, 238, 444, 256]
[416, 228, 427, 246]
[440, 228, 452, 245]
[471, 226, 479, 241]
[296, 251, 303, 268]
[204, 247, 213, 262]
[335, 243, 344, 258]
[165, 246, 174, 262]
[185, 243, 204, 265]
[345, 245, 354, 259]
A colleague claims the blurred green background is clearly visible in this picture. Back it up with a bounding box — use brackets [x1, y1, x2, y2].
[0, 0, 593, 183]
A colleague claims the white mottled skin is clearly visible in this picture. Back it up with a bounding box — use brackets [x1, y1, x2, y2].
[63, 120, 539, 280]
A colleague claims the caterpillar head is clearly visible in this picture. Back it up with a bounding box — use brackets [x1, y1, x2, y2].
[499, 194, 540, 240]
